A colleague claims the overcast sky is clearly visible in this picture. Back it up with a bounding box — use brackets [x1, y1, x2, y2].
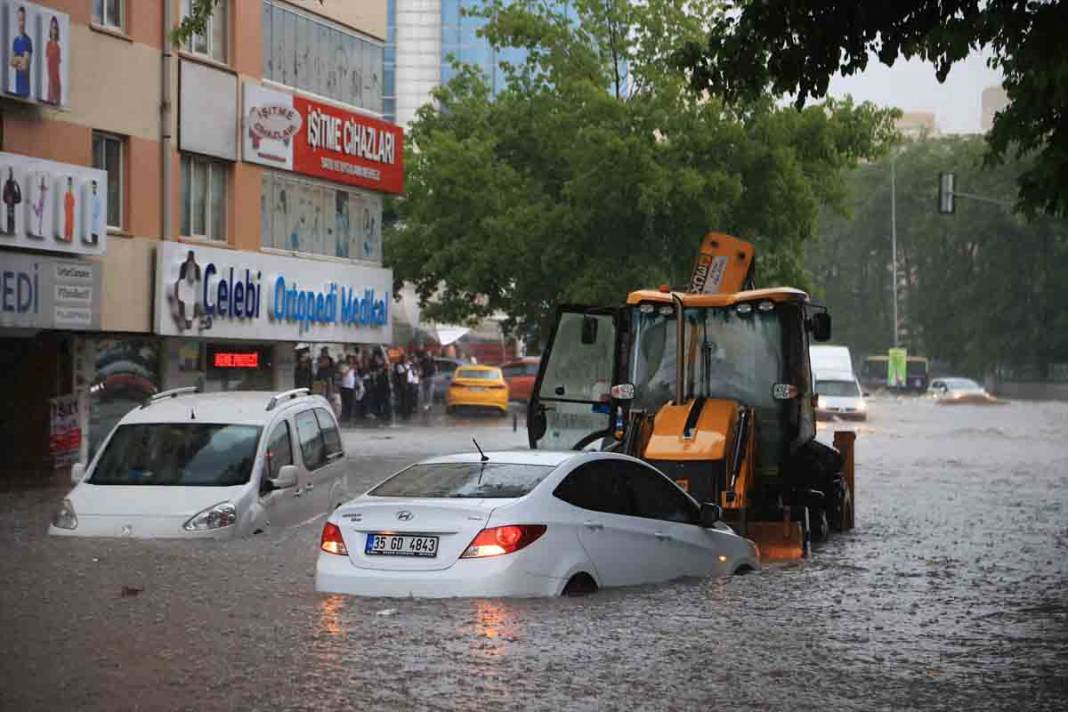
[826, 51, 1004, 134]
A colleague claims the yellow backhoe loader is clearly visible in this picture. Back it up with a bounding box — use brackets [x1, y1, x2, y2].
[528, 233, 856, 560]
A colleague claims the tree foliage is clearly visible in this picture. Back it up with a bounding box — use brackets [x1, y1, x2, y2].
[810, 137, 1068, 377]
[387, 0, 897, 343]
[673, 0, 1068, 217]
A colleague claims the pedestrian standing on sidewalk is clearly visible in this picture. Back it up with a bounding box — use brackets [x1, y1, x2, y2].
[393, 358, 410, 419]
[418, 350, 436, 411]
[339, 355, 357, 423]
[406, 356, 421, 419]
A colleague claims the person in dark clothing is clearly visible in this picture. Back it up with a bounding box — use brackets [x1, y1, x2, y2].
[294, 351, 313, 390]
[2, 168, 21, 234]
[418, 351, 436, 411]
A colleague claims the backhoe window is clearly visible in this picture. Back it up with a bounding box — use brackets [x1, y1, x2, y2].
[628, 307, 677, 412]
[684, 306, 784, 407]
[538, 312, 615, 402]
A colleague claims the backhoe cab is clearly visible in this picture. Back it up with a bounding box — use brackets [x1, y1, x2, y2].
[528, 233, 855, 560]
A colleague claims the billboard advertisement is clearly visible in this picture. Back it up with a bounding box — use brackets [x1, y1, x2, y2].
[243, 81, 403, 195]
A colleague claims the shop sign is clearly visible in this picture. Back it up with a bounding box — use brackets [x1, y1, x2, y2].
[0, 150, 108, 257]
[0, 251, 100, 329]
[2, 1, 70, 108]
[242, 81, 404, 195]
[49, 392, 81, 468]
[154, 242, 393, 343]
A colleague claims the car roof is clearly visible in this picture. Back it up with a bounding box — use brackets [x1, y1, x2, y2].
[120, 390, 328, 426]
[419, 450, 581, 467]
[455, 364, 501, 372]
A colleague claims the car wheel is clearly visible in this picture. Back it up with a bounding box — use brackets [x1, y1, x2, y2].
[562, 572, 598, 596]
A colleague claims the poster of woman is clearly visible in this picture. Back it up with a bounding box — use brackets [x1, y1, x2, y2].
[38, 9, 68, 106]
[5, 3, 36, 99]
[53, 174, 78, 243]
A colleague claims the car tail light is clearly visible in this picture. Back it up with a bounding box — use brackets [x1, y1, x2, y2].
[461, 525, 546, 558]
[320, 522, 348, 556]
[488, 384, 507, 389]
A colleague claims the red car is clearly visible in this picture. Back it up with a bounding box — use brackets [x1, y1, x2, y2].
[500, 357, 541, 403]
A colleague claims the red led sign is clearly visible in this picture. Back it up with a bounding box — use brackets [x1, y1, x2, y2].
[213, 352, 260, 369]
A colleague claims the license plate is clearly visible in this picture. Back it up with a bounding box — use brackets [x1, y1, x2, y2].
[469, 386, 486, 392]
[364, 533, 439, 558]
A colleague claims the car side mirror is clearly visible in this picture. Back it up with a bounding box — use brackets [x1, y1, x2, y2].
[862, 391, 871, 398]
[70, 462, 85, 484]
[699, 502, 722, 528]
[810, 312, 831, 342]
[272, 464, 299, 490]
[610, 383, 635, 401]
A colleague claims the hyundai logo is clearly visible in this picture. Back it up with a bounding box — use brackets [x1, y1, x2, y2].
[396, 510, 414, 521]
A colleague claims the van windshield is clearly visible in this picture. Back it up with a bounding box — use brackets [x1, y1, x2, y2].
[89, 423, 262, 486]
[816, 380, 860, 397]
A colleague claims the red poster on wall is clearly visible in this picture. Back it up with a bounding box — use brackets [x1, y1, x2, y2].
[291, 96, 404, 195]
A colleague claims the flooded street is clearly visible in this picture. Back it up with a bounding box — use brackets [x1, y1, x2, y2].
[2, 399, 1067, 711]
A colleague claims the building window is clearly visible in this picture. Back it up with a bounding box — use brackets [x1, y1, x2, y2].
[262, 0, 383, 113]
[182, 0, 228, 63]
[261, 170, 382, 263]
[91, 132, 124, 230]
[180, 154, 228, 242]
[92, 0, 124, 31]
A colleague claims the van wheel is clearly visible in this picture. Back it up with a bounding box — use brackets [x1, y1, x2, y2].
[562, 572, 598, 596]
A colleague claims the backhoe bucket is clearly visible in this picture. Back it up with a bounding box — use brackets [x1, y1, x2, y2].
[746, 521, 805, 561]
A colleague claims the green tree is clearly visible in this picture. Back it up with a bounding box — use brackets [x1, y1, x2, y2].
[673, 0, 1068, 217]
[810, 137, 1068, 377]
[387, 0, 896, 344]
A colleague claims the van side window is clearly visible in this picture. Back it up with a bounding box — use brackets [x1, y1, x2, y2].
[295, 410, 326, 471]
[265, 421, 294, 480]
[314, 408, 343, 459]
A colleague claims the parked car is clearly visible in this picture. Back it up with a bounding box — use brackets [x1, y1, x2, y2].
[814, 371, 867, 421]
[430, 357, 466, 403]
[445, 365, 509, 415]
[929, 377, 1001, 404]
[500, 356, 541, 402]
[49, 387, 349, 539]
[315, 450, 760, 598]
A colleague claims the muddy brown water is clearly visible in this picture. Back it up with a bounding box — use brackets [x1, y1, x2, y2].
[1, 398, 1066, 710]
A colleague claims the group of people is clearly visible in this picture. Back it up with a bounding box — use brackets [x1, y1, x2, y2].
[294, 346, 438, 423]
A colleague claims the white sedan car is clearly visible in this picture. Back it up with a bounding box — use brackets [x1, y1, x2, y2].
[316, 450, 760, 598]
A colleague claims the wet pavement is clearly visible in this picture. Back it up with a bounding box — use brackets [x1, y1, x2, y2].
[2, 398, 1067, 710]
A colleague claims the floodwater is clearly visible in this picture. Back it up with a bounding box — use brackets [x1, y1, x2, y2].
[1, 398, 1066, 710]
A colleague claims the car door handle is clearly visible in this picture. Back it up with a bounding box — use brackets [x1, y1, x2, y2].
[583, 521, 604, 531]
[294, 487, 303, 497]
[654, 532, 672, 541]
[305, 482, 315, 491]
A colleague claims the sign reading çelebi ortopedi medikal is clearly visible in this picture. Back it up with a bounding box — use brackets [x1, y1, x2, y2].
[154, 242, 393, 343]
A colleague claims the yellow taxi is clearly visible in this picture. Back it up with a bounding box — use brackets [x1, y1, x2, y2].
[446, 365, 509, 415]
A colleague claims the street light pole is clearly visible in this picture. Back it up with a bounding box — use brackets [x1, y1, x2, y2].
[890, 155, 899, 348]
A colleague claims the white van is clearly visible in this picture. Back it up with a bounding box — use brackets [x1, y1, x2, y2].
[814, 370, 867, 421]
[49, 388, 350, 539]
[809, 345, 854, 374]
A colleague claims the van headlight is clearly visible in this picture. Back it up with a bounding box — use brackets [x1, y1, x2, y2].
[183, 502, 237, 531]
[52, 499, 78, 530]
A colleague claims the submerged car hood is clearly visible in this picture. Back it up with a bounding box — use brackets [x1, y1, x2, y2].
[68, 483, 247, 518]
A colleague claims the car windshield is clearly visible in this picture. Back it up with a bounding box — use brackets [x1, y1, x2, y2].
[455, 368, 499, 380]
[816, 380, 860, 397]
[369, 462, 554, 498]
[89, 423, 262, 486]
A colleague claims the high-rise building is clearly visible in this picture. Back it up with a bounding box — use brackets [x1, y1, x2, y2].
[980, 85, 1009, 133]
[387, 0, 565, 127]
[0, 1, 400, 482]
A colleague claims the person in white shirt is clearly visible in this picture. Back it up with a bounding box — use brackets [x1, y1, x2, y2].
[340, 355, 357, 423]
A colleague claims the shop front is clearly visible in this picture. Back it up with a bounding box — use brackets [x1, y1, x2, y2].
[153, 241, 393, 393]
